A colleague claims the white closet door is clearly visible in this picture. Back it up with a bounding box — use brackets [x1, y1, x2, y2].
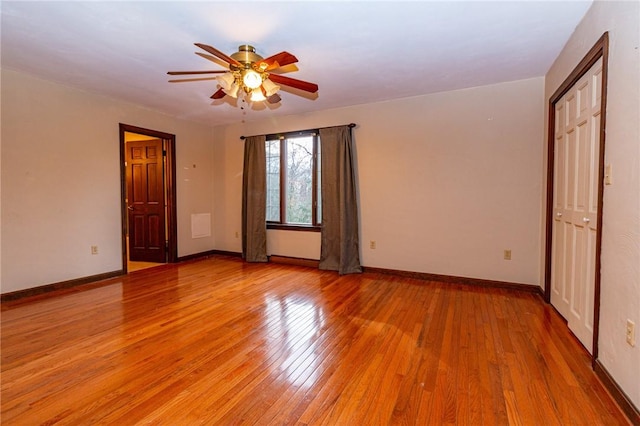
[551, 57, 602, 353]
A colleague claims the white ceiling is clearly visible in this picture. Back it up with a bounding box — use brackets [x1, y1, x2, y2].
[1, 1, 592, 127]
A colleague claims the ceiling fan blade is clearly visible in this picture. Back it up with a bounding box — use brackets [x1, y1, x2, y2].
[195, 43, 241, 67]
[167, 70, 227, 75]
[169, 77, 219, 83]
[195, 52, 230, 68]
[210, 88, 226, 99]
[259, 51, 298, 70]
[267, 93, 281, 104]
[269, 64, 299, 74]
[268, 74, 318, 93]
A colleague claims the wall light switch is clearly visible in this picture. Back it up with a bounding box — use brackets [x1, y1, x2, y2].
[605, 163, 613, 185]
[627, 320, 636, 347]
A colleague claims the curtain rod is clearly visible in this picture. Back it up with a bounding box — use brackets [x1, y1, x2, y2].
[240, 123, 356, 140]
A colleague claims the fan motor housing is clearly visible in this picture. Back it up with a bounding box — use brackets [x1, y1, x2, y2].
[230, 45, 264, 65]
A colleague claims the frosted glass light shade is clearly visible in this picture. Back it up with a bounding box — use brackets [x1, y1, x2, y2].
[262, 78, 280, 97]
[243, 70, 262, 89]
[250, 88, 266, 102]
[216, 73, 235, 90]
[226, 83, 239, 98]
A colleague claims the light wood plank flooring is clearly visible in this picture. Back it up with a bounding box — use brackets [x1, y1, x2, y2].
[1, 256, 629, 425]
[127, 260, 164, 273]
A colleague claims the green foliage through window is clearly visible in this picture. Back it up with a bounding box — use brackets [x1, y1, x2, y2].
[266, 133, 321, 228]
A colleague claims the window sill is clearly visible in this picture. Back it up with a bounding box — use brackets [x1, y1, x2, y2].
[267, 223, 321, 232]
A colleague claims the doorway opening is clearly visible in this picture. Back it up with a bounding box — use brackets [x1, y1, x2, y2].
[119, 123, 177, 273]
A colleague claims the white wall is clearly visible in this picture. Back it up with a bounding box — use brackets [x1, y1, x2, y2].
[544, 0, 640, 409]
[1, 69, 216, 293]
[213, 77, 544, 286]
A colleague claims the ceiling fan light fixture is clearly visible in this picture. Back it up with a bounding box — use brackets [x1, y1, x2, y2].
[262, 78, 280, 97]
[216, 73, 236, 91]
[243, 69, 262, 89]
[250, 88, 266, 102]
[170, 43, 317, 106]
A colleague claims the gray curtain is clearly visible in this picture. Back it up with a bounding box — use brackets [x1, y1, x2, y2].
[242, 135, 268, 262]
[319, 126, 362, 274]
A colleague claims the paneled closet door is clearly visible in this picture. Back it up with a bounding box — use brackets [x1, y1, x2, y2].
[550, 57, 602, 354]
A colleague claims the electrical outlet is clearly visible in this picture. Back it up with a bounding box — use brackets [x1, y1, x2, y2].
[504, 249, 512, 260]
[370, 240, 376, 250]
[626, 320, 636, 347]
[91, 245, 98, 255]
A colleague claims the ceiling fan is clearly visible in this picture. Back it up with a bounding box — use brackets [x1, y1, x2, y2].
[168, 43, 319, 104]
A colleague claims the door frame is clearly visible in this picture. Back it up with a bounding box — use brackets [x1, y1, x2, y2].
[544, 32, 609, 365]
[119, 123, 178, 271]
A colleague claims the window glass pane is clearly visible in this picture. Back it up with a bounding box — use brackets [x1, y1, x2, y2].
[285, 136, 313, 224]
[265, 140, 280, 222]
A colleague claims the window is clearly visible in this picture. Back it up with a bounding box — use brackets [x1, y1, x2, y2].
[266, 132, 321, 230]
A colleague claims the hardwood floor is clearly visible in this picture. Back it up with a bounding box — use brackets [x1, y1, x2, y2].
[1, 256, 630, 425]
[127, 260, 164, 273]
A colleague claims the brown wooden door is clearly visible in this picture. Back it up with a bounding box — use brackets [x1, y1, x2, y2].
[126, 139, 166, 263]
